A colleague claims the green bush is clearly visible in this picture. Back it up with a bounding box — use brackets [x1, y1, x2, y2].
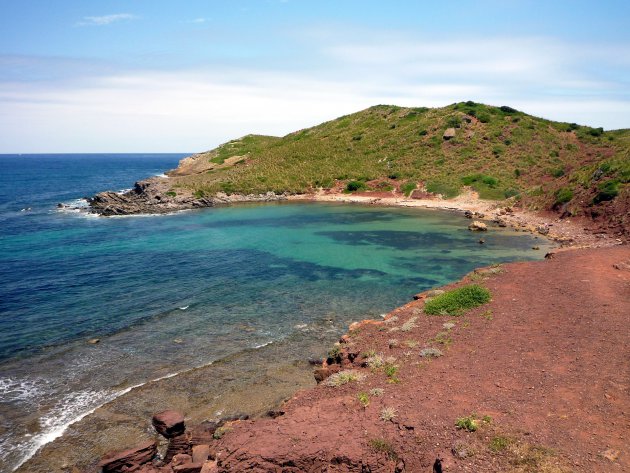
[424, 285, 491, 316]
[550, 167, 565, 178]
[418, 129, 428, 136]
[477, 112, 491, 123]
[593, 180, 619, 204]
[499, 105, 518, 114]
[346, 180, 367, 192]
[455, 416, 479, 432]
[589, 127, 604, 137]
[447, 116, 462, 128]
[400, 181, 417, 196]
[462, 174, 498, 188]
[554, 187, 573, 205]
[165, 191, 177, 197]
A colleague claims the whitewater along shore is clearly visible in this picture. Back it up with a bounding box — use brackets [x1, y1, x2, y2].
[85, 244, 629, 472]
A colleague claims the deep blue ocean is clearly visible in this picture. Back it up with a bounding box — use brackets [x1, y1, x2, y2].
[0, 154, 550, 471]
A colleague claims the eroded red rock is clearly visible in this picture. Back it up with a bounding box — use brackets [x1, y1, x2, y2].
[152, 410, 186, 438]
[98, 440, 156, 473]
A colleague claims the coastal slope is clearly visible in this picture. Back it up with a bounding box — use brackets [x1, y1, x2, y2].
[88, 103, 629, 239]
[207, 246, 630, 472]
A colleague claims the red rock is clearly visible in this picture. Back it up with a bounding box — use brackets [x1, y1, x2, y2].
[172, 463, 203, 473]
[170, 453, 192, 466]
[200, 461, 218, 473]
[98, 440, 157, 473]
[152, 410, 186, 438]
[313, 366, 340, 383]
[164, 433, 191, 463]
[191, 445, 210, 463]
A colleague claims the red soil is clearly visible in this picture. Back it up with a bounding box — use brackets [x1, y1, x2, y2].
[210, 246, 630, 472]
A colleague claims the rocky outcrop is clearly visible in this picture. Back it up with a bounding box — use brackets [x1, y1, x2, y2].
[153, 410, 186, 438]
[88, 176, 288, 216]
[443, 128, 456, 140]
[98, 440, 157, 473]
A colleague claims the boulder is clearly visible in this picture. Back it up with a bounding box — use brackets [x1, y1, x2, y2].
[313, 366, 339, 383]
[98, 440, 157, 473]
[463, 210, 474, 219]
[171, 454, 193, 467]
[443, 128, 456, 140]
[153, 410, 186, 438]
[468, 221, 487, 231]
[192, 445, 210, 463]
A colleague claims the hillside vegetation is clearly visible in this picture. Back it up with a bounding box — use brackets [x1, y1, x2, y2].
[167, 102, 629, 231]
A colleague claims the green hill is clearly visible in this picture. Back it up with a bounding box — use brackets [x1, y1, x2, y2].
[166, 102, 629, 232]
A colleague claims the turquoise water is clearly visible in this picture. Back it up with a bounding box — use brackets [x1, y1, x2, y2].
[0, 155, 550, 471]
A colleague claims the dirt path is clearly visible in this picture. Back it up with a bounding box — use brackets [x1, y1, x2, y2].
[212, 246, 630, 472]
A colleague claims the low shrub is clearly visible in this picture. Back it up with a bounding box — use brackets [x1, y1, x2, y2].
[424, 285, 491, 316]
[553, 187, 573, 206]
[593, 180, 620, 204]
[346, 180, 367, 192]
[369, 438, 397, 460]
[380, 407, 397, 422]
[400, 181, 417, 196]
[455, 415, 479, 432]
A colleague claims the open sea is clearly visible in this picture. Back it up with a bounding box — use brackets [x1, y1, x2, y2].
[0, 154, 551, 472]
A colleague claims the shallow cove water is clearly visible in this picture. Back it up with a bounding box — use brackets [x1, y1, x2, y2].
[0, 155, 552, 472]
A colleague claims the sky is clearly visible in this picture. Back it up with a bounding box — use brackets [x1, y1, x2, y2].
[0, 0, 629, 153]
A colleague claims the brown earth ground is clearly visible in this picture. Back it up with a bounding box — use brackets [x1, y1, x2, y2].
[205, 245, 630, 472]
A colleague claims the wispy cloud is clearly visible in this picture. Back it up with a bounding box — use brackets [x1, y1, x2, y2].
[77, 13, 136, 27]
[188, 18, 208, 24]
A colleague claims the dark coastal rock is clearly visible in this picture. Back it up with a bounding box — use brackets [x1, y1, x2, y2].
[267, 409, 285, 418]
[464, 210, 474, 218]
[153, 410, 186, 438]
[98, 440, 157, 473]
[88, 176, 288, 216]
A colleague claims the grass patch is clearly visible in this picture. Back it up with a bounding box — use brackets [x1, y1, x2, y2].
[380, 407, 397, 422]
[490, 436, 512, 452]
[455, 415, 479, 432]
[424, 285, 491, 316]
[357, 392, 370, 408]
[369, 438, 398, 460]
[400, 316, 418, 332]
[324, 370, 366, 387]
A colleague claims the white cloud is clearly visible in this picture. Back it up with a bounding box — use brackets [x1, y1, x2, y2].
[188, 18, 208, 24]
[0, 29, 628, 152]
[77, 14, 136, 26]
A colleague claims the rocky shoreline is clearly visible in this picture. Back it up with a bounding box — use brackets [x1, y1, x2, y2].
[85, 176, 288, 216]
[86, 245, 630, 472]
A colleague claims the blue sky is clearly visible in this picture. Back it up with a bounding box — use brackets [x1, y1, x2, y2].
[1, 0, 629, 152]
